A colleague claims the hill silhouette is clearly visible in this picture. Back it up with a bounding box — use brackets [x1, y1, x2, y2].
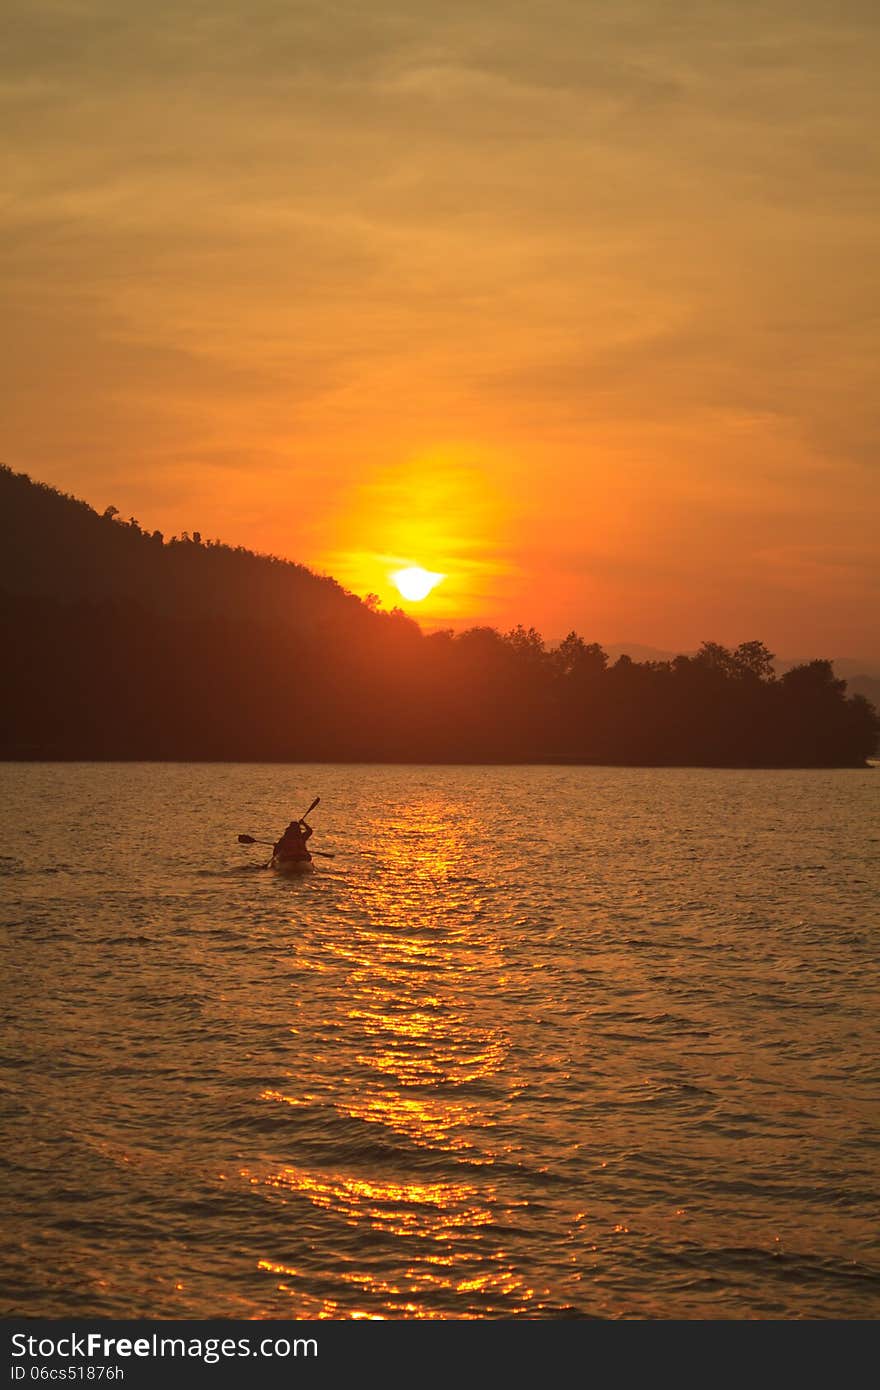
[1, 465, 877, 766]
[0, 464, 374, 634]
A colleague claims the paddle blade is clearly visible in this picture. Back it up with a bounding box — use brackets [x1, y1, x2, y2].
[301, 796, 320, 820]
[238, 834, 257, 844]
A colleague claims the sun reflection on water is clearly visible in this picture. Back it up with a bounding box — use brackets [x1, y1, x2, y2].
[245, 800, 546, 1316]
[4, 764, 876, 1319]
[245, 1164, 538, 1317]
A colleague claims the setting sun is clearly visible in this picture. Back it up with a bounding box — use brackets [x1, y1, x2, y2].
[390, 567, 445, 603]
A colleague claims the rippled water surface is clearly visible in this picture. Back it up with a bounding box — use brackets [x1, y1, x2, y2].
[1, 762, 878, 1319]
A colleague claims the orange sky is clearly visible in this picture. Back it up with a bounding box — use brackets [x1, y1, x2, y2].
[3, 1, 879, 660]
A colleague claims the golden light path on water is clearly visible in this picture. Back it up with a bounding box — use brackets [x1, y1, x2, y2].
[3, 763, 879, 1319]
[243, 804, 542, 1317]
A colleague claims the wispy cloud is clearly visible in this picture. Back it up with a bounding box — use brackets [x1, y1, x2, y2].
[2, 0, 878, 654]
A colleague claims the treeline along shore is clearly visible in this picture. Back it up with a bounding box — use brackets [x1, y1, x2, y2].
[2, 466, 878, 766]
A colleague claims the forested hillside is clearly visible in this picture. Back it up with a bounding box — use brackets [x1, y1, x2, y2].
[0, 464, 372, 633]
[2, 467, 877, 765]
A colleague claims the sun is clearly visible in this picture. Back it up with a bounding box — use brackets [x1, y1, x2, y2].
[390, 566, 445, 602]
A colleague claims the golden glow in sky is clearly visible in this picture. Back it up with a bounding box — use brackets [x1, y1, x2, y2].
[316, 448, 519, 627]
[2, 1, 879, 658]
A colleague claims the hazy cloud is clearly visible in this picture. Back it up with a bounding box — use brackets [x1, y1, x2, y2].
[3, 0, 878, 655]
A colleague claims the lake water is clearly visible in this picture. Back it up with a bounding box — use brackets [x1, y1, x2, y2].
[1, 762, 878, 1320]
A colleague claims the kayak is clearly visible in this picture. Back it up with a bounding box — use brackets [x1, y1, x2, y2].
[269, 854, 314, 875]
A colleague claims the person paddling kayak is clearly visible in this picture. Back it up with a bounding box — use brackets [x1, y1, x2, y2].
[237, 797, 327, 873]
[272, 816, 313, 863]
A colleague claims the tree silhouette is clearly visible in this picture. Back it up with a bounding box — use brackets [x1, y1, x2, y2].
[1, 465, 877, 766]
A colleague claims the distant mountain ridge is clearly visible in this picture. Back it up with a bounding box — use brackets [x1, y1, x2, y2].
[6, 465, 876, 688]
[2, 465, 876, 766]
